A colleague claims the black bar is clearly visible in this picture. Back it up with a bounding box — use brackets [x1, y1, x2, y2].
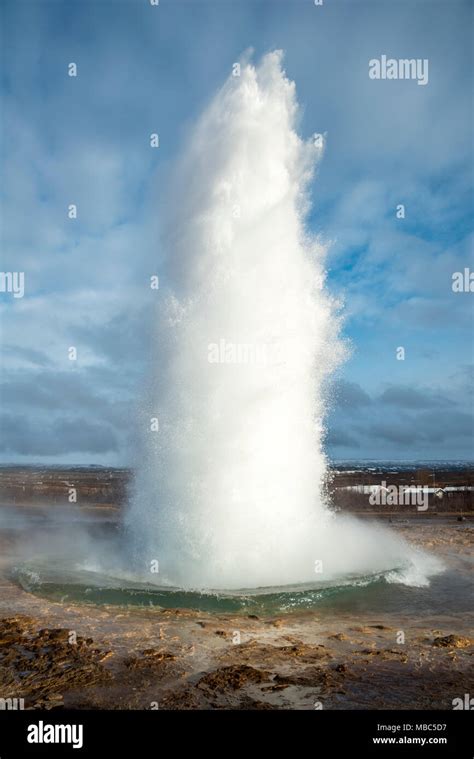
[0, 709, 471, 757]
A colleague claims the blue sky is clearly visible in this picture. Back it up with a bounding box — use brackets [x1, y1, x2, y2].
[0, 0, 473, 464]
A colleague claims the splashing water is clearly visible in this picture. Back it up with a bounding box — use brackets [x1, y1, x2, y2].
[125, 52, 442, 590]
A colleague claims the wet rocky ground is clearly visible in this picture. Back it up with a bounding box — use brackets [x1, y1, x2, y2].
[0, 521, 472, 711]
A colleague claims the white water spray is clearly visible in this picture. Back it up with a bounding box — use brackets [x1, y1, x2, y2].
[126, 52, 441, 590]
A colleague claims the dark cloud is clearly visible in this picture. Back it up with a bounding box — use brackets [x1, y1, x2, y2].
[0, 413, 119, 456]
[328, 380, 473, 457]
[368, 410, 474, 447]
[367, 422, 415, 446]
[0, 370, 130, 418]
[325, 428, 360, 448]
[379, 386, 455, 410]
[0, 368, 136, 458]
[332, 380, 371, 410]
[415, 410, 474, 442]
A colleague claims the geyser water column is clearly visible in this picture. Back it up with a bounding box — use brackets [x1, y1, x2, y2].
[125, 52, 438, 591]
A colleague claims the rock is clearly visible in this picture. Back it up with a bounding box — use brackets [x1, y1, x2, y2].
[432, 635, 472, 649]
[328, 633, 348, 641]
[0, 622, 111, 706]
[237, 697, 278, 709]
[274, 667, 332, 687]
[269, 619, 284, 628]
[197, 665, 271, 691]
[124, 648, 176, 669]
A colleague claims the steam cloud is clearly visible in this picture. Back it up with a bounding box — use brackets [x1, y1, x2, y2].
[125, 52, 441, 590]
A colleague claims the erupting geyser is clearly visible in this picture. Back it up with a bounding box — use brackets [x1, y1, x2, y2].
[125, 52, 440, 590]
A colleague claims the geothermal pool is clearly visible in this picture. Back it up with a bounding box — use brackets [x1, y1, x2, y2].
[13, 559, 409, 613]
[13, 558, 470, 616]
